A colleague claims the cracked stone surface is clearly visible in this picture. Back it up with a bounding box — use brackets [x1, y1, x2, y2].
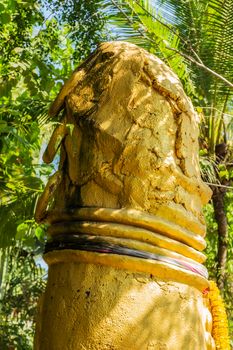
[40, 41, 211, 236]
[34, 42, 215, 350]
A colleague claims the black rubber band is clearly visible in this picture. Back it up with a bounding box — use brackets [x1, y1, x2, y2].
[44, 234, 208, 278]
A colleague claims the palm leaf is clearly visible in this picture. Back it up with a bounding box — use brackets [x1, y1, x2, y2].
[108, 0, 233, 153]
[159, 0, 233, 103]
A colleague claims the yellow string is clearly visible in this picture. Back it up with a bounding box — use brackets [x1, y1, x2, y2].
[208, 281, 230, 350]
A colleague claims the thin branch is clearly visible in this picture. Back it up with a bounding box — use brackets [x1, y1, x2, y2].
[200, 107, 233, 118]
[166, 47, 233, 88]
[205, 182, 233, 190]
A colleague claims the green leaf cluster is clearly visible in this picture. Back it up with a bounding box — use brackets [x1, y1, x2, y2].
[0, 245, 46, 349]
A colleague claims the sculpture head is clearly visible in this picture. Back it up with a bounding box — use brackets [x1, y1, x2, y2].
[37, 41, 211, 232]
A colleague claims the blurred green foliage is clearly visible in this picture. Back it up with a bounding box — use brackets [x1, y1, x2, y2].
[0, 246, 46, 349]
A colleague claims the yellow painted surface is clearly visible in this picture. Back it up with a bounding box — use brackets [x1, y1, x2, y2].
[34, 41, 216, 349]
[35, 262, 214, 350]
[44, 250, 209, 291]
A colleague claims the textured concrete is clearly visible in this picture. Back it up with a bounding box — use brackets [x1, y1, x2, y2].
[35, 263, 214, 350]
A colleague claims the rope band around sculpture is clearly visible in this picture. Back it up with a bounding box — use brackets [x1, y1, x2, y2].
[45, 234, 208, 279]
[44, 207, 209, 291]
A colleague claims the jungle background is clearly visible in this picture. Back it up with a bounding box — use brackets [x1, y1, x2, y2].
[0, 0, 233, 348]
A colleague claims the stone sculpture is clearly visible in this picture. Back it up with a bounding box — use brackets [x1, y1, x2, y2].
[34, 41, 217, 349]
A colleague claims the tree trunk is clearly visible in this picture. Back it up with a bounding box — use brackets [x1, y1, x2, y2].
[213, 143, 229, 290]
[212, 187, 228, 290]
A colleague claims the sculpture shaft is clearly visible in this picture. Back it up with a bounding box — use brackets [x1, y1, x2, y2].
[35, 42, 215, 350]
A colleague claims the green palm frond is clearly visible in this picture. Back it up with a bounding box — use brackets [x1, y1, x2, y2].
[103, 0, 150, 47]
[103, 0, 196, 94]
[199, 153, 219, 184]
[159, 0, 233, 103]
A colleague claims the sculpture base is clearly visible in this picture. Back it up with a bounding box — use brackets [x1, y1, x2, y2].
[34, 261, 215, 350]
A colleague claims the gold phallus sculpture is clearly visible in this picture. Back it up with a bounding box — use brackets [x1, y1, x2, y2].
[34, 41, 230, 350]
